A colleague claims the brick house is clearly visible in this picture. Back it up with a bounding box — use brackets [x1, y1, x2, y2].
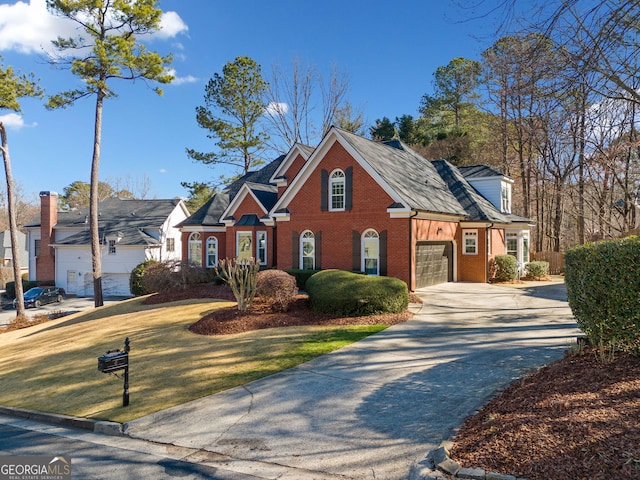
[179, 127, 532, 290]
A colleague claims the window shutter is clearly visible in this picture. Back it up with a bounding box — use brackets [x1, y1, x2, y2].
[292, 231, 299, 268]
[380, 230, 388, 276]
[345, 166, 353, 211]
[315, 231, 322, 270]
[320, 170, 328, 211]
[352, 230, 361, 271]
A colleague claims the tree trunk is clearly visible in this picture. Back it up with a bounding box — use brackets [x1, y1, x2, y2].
[0, 122, 25, 317]
[91, 92, 105, 307]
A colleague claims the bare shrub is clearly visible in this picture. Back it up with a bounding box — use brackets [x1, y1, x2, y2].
[256, 269, 298, 312]
[141, 261, 212, 294]
[216, 258, 260, 311]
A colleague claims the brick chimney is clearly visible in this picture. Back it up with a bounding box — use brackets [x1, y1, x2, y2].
[36, 191, 58, 284]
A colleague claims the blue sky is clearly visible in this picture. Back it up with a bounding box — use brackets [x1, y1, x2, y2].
[0, 0, 508, 201]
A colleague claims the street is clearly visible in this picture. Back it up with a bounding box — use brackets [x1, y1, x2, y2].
[0, 415, 261, 480]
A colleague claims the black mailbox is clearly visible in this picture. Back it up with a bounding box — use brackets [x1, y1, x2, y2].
[98, 350, 128, 373]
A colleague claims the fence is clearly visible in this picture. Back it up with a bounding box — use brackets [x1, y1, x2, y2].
[532, 251, 565, 275]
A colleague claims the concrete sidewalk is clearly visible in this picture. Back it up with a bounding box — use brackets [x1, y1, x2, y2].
[125, 281, 580, 480]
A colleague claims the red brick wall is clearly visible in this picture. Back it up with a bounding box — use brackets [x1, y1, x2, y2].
[276, 141, 411, 285]
[36, 192, 58, 283]
[181, 231, 227, 267]
[456, 227, 489, 282]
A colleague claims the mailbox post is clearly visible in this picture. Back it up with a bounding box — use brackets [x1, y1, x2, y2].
[98, 337, 130, 407]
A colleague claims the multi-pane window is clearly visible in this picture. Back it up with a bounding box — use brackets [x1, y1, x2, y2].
[522, 232, 530, 263]
[189, 232, 202, 266]
[34, 239, 41, 257]
[166, 237, 175, 252]
[108, 239, 117, 255]
[206, 237, 218, 268]
[301, 230, 315, 270]
[257, 231, 267, 265]
[237, 232, 252, 262]
[506, 233, 518, 258]
[329, 170, 345, 211]
[501, 183, 511, 213]
[362, 229, 379, 275]
[463, 229, 478, 255]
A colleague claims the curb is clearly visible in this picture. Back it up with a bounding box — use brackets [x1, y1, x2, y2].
[0, 405, 123, 436]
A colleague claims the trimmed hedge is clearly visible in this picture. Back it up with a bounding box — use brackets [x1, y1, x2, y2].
[130, 259, 159, 296]
[565, 236, 640, 351]
[305, 269, 408, 317]
[283, 269, 321, 290]
[492, 255, 518, 282]
[525, 261, 549, 279]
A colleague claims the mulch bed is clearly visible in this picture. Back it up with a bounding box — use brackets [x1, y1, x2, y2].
[143, 284, 414, 336]
[450, 347, 640, 480]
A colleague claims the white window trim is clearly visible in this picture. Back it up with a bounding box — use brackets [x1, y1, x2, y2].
[300, 230, 315, 270]
[206, 236, 218, 268]
[501, 182, 512, 214]
[257, 231, 267, 265]
[329, 169, 346, 212]
[463, 229, 478, 255]
[188, 232, 202, 266]
[166, 237, 175, 252]
[361, 229, 380, 275]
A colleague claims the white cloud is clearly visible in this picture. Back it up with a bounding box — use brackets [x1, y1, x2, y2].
[159, 168, 167, 174]
[0, 0, 73, 54]
[156, 11, 189, 39]
[265, 102, 288, 116]
[165, 68, 197, 85]
[0, 113, 26, 129]
[0, 1, 188, 55]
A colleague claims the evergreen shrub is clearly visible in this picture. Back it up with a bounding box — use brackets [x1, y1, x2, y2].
[492, 255, 518, 282]
[305, 269, 408, 317]
[525, 261, 549, 279]
[565, 236, 640, 352]
[283, 269, 321, 290]
[130, 259, 159, 296]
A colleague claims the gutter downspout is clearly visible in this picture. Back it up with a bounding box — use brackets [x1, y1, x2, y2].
[409, 210, 419, 291]
[486, 223, 494, 283]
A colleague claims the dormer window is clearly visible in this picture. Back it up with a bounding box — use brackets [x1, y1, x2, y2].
[501, 182, 511, 213]
[329, 169, 345, 211]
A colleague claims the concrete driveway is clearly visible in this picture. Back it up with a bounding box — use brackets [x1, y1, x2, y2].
[125, 281, 580, 480]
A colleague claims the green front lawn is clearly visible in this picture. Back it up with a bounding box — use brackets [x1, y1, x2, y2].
[0, 297, 386, 423]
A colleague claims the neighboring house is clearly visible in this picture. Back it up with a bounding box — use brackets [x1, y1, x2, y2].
[25, 193, 189, 297]
[179, 127, 532, 291]
[0, 230, 28, 270]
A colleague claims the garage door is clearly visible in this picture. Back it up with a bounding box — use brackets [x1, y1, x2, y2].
[415, 241, 453, 288]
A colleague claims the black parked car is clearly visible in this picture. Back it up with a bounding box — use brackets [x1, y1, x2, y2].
[14, 286, 66, 309]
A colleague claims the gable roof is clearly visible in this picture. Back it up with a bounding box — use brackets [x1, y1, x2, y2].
[273, 127, 468, 217]
[42, 198, 186, 247]
[177, 192, 230, 227]
[225, 155, 285, 199]
[222, 182, 278, 223]
[270, 143, 314, 183]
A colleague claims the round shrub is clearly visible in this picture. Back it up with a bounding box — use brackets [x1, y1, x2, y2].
[129, 259, 159, 296]
[525, 261, 549, 279]
[305, 270, 408, 317]
[256, 269, 298, 312]
[565, 236, 640, 351]
[492, 255, 518, 282]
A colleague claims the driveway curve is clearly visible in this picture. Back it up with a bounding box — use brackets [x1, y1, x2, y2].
[125, 281, 580, 480]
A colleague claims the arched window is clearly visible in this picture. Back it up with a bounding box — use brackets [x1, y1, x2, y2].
[206, 237, 218, 268]
[300, 230, 315, 270]
[329, 169, 345, 211]
[188, 232, 202, 267]
[361, 229, 379, 275]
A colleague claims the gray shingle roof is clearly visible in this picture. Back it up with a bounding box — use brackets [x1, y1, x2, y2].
[458, 164, 505, 179]
[336, 129, 468, 216]
[432, 160, 512, 223]
[48, 198, 182, 246]
[177, 193, 230, 227]
[225, 155, 285, 199]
